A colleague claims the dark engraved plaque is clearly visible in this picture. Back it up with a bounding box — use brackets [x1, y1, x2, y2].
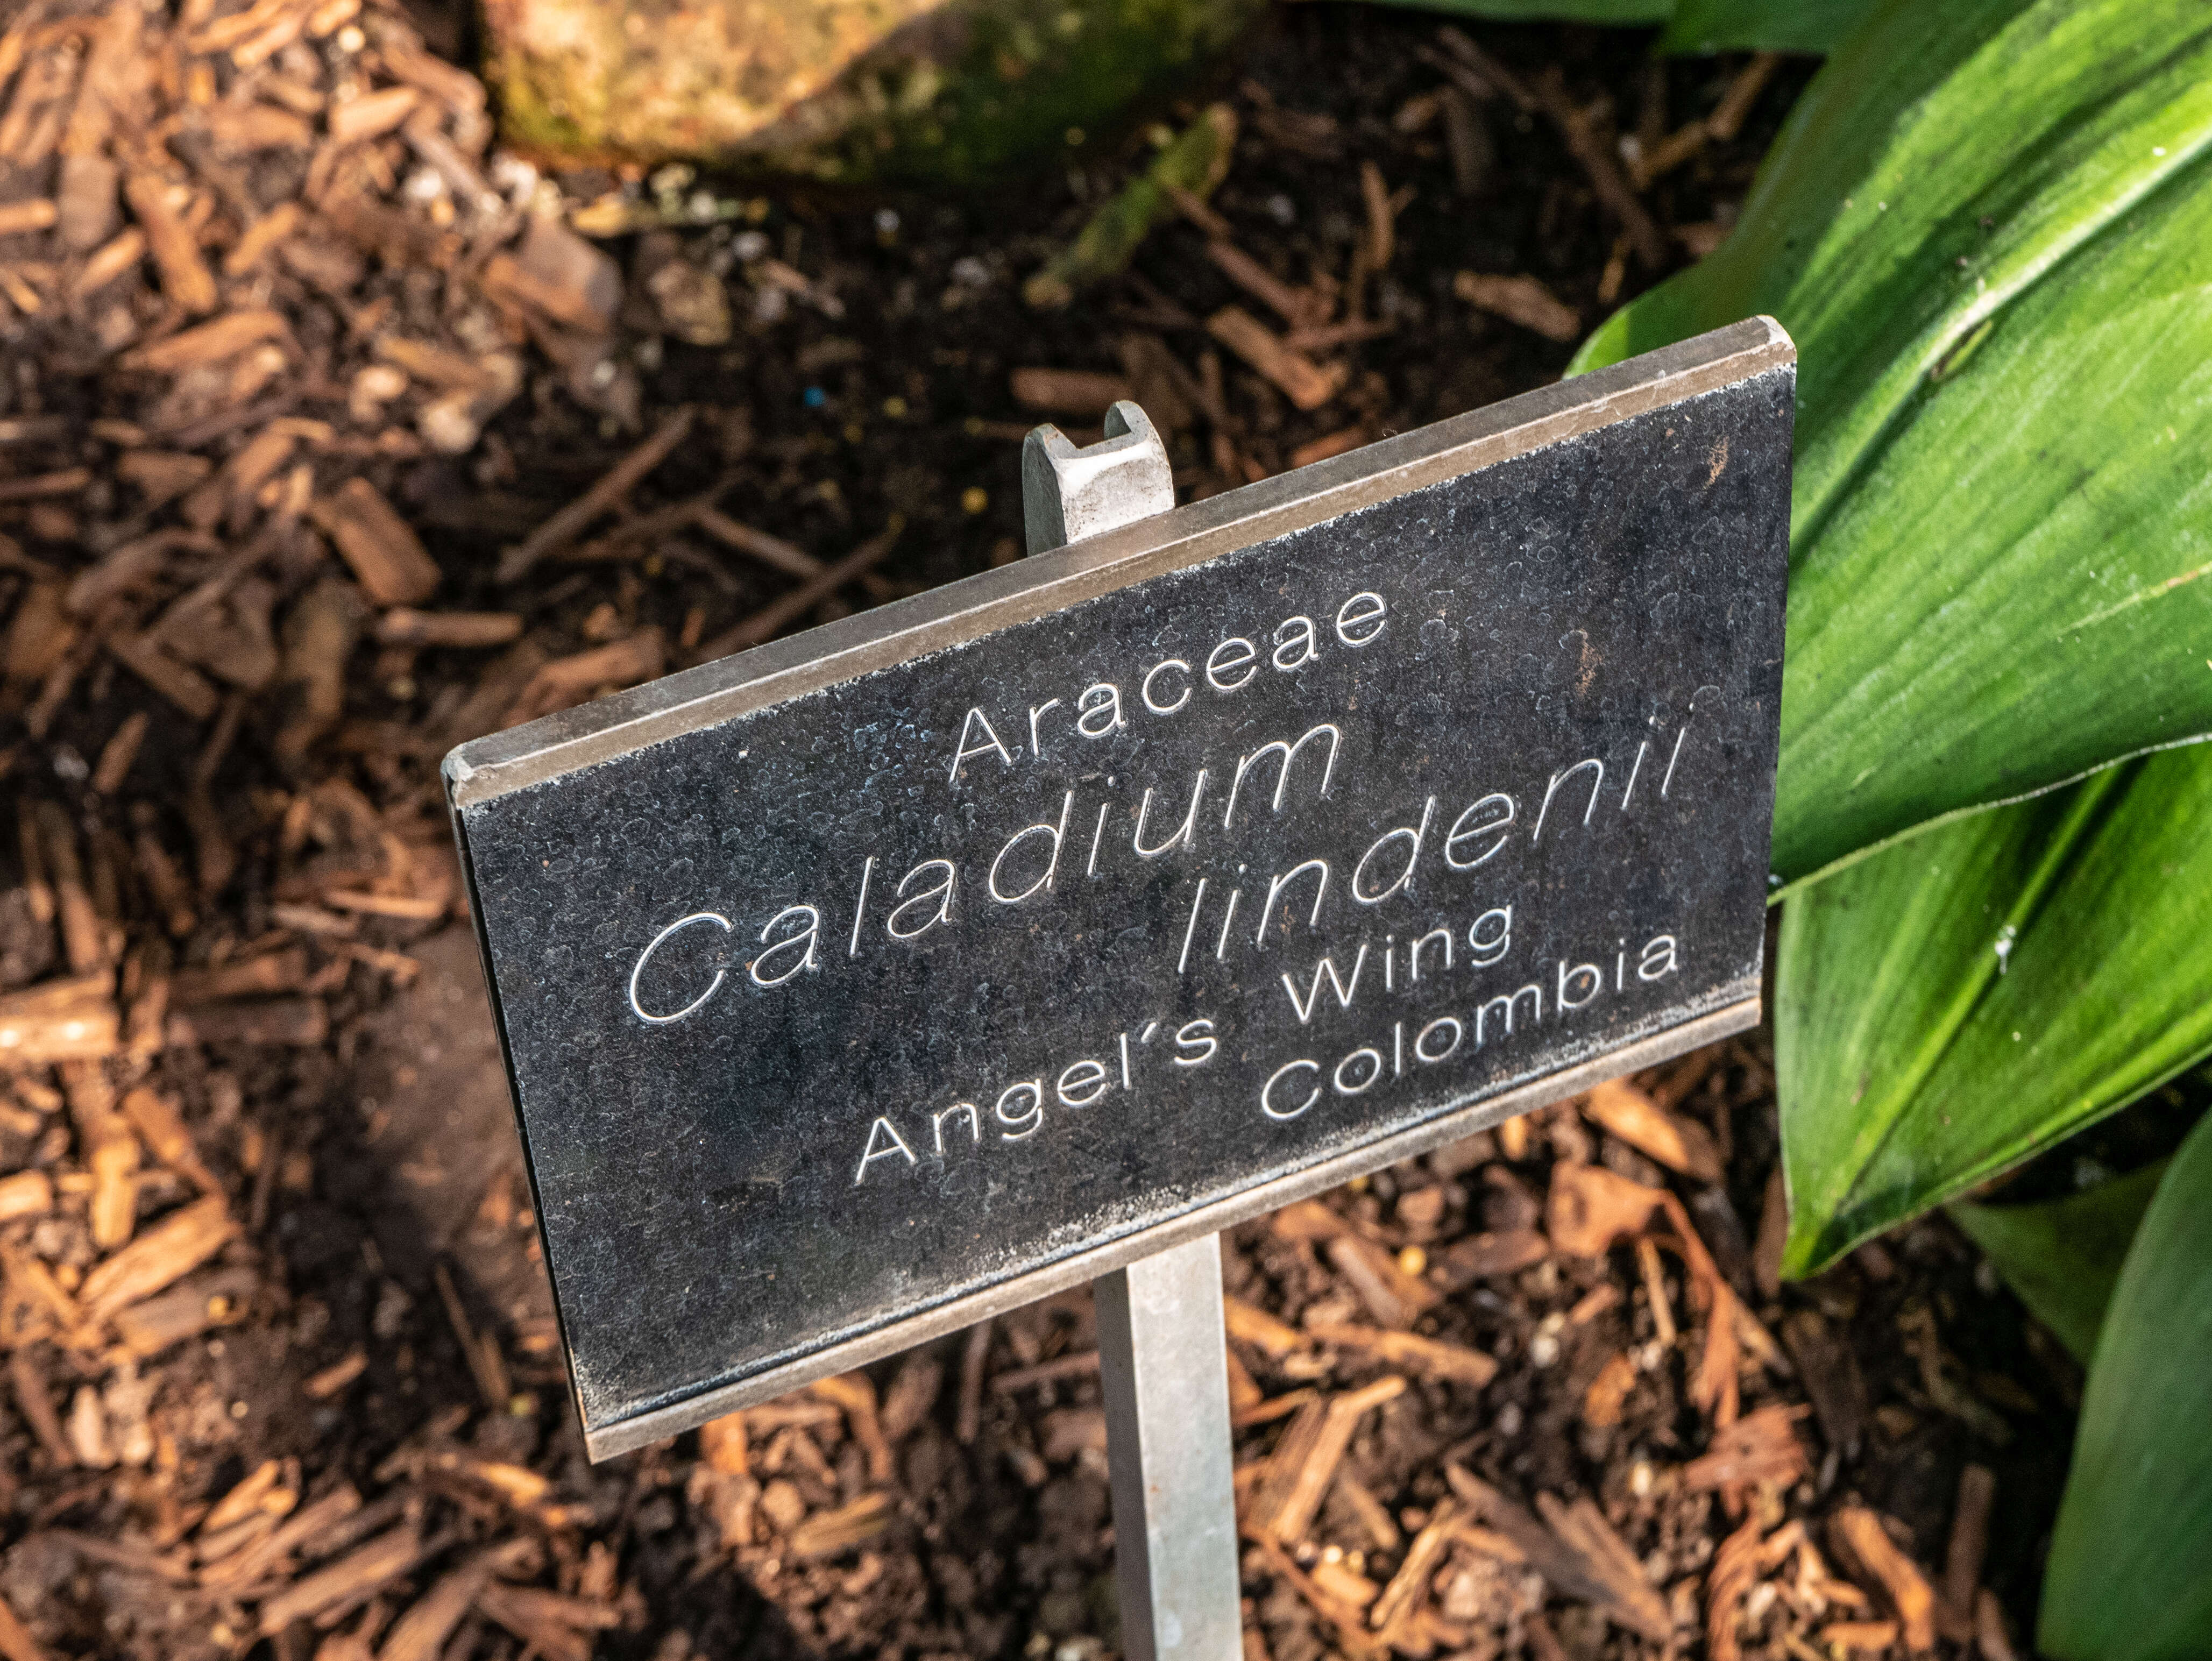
[448, 319, 1795, 1457]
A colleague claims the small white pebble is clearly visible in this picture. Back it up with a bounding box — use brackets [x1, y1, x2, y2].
[417, 394, 480, 455]
[488, 153, 540, 205]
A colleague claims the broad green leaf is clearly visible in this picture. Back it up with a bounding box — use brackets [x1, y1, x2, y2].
[2041, 1116, 2212, 1661]
[1774, 747, 2212, 1275]
[1949, 1160, 2166, 1363]
[1658, 0, 1876, 54]
[1572, 0, 2212, 886]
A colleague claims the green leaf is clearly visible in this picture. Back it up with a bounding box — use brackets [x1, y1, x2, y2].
[1658, 0, 1877, 54]
[1949, 1160, 2167, 1363]
[1775, 748, 2212, 1275]
[1571, 0, 2212, 886]
[2040, 1116, 2212, 1660]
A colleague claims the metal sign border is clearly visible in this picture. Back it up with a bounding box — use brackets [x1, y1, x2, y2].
[445, 317, 1795, 1459]
[445, 318, 1791, 807]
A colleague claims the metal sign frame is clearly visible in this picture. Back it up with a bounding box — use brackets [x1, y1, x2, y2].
[446, 316, 1794, 1460]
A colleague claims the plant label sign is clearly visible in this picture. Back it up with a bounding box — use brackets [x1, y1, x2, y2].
[447, 318, 1795, 1458]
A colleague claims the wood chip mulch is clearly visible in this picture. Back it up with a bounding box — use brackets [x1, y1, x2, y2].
[0, 1, 2073, 1656]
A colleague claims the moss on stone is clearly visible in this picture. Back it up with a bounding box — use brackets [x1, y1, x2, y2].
[478, 0, 1264, 186]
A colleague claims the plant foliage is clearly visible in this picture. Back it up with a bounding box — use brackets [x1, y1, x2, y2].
[2041, 1116, 2212, 1660]
[1659, 0, 1874, 53]
[1949, 1159, 2166, 1364]
[1773, 751, 2212, 1273]
[1556, 0, 2212, 1647]
[1571, 0, 2212, 888]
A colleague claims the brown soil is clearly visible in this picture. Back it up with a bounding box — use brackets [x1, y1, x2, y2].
[0, 2, 2087, 1658]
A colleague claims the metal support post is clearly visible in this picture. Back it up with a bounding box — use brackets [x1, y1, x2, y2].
[1094, 1238, 1244, 1661]
[1022, 401, 1244, 1661]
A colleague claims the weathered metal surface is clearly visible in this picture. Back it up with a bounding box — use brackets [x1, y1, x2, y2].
[447, 317, 1795, 1458]
[1022, 401, 1176, 556]
[1096, 1236, 1242, 1661]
